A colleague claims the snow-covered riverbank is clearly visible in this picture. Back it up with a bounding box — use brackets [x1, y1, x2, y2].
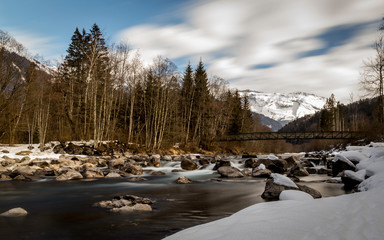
[164, 143, 384, 240]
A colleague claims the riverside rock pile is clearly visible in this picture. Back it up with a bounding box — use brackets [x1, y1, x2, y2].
[1, 142, 349, 201]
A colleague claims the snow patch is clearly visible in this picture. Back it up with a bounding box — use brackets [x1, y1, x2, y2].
[271, 173, 298, 188]
[333, 154, 356, 168]
[279, 190, 314, 201]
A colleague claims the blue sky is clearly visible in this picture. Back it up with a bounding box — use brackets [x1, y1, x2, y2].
[1, 0, 383, 102]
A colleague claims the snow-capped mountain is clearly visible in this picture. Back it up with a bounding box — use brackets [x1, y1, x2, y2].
[240, 90, 326, 128]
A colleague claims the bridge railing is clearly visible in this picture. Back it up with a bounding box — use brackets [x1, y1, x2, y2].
[219, 131, 364, 141]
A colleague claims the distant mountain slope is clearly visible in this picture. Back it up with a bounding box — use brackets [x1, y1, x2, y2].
[256, 113, 284, 132]
[239, 90, 326, 129]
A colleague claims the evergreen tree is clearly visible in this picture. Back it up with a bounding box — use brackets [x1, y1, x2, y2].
[191, 59, 210, 144]
[180, 63, 194, 143]
[228, 90, 243, 135]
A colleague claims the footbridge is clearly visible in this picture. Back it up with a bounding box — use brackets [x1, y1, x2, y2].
[220, 131, 364, 142]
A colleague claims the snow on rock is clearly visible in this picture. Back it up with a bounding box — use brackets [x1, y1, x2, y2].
[332, 154, 355, 168]
[164, 143, 384, 240]
[340, 151, 368, 163]
[267, 154, 279, 160]
[279, 190, 314, 201]
[257, 163, 266, 170]
[344, 169, 366, 182]
[271, 173, 298, 188]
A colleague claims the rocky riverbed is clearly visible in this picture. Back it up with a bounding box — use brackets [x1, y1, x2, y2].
[0, 142, 352, 239]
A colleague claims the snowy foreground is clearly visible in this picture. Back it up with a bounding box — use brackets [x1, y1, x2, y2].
[164, 143, 384, 240]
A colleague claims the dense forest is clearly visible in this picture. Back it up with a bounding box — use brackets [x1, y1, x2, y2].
[0, 24, 272, 153]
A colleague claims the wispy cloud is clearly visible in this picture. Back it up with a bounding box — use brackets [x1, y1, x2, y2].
[4, 28, 60, 62]
[118, 0, 384, 102]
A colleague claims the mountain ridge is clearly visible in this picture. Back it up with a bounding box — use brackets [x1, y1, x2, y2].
[239, 90, 327, 130]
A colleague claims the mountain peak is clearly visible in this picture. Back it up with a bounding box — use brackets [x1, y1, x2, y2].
[239, 90, 326, 129]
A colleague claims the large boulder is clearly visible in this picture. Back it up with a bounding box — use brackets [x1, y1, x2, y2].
[252, 168, 272, 178]
[64, 143, 84, 155]
[217, 166, 244, 178]
[0, 207, 28, 217]
[288, 165, 309, 177]
[199, 158, 210, 166]
[261, 177, 322, 200]
[56, 169, 83, 181]
[213, 159, 231, 170]
[332, 154, 356, 177]
[121, 163, 143, 175]
[255, 159, 286, 173]
[297, 184, 322, 199]
[181, 159, 199, 170]
[244, 158, 257, 168]
[108, 158, 125, 169]
[12, 166, 36, 176]
[83, 168, 104, 178]
[53, 144, 66, 154]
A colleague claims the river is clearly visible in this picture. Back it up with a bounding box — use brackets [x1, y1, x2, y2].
[0, 160, 346, 240]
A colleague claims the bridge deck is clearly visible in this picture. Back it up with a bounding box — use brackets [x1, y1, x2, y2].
[220, 131, 363, 141]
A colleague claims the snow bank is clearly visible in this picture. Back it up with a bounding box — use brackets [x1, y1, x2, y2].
[279, 190, 313, 201]
[271, 173, 298, 188]
[164, 143, 384, 240]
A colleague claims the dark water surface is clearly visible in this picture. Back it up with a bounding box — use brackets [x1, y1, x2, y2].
[0, 171, 346, 240]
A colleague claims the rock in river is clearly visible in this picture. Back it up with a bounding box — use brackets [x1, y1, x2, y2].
[262, 178, 322, 200]
[94, 195, 153, 213]
[181, 159, 199, 170]
[175, 176, 193, 184]
[0, 207, 28, 217]
[217, 166, 244, 178]
[56, 169, 83, 181]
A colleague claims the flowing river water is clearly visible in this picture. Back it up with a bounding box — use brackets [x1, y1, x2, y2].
[0, 159, 346, 240]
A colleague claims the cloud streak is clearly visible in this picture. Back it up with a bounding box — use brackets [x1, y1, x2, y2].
[118, 0, 384, 102]
[4, 28, 60, 62]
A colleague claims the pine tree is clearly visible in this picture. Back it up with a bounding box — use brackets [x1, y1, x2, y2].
[192, 59, 210, 144]
[228, 90, 243, 135]
[180, 63, 194, 143]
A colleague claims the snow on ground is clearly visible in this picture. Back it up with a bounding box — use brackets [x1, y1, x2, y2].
[0, 144, 62, 160]
[164, 143, 384, 240]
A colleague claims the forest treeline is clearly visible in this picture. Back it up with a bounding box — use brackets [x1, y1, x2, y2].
[0, 24, 271, 152]
[1, 21, 383, 153]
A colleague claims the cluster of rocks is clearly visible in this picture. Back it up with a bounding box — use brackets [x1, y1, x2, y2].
[0, 154, 146, 181]
[0, 143, 217, 182]
[205, 153, 335, 200]
[94, 195, 153, 213]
